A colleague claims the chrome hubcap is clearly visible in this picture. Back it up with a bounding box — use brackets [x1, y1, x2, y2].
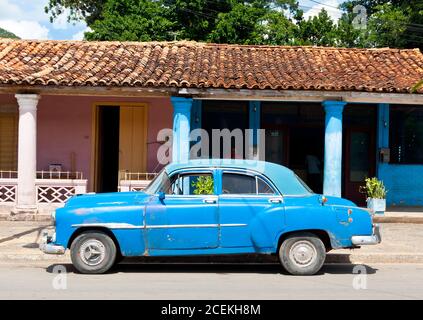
[289, 240, 317, 267]
[79, 239, 106, 266]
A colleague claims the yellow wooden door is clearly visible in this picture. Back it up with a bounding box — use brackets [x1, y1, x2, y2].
[0, 111, 18, 171]
[119, 106, 147, 178]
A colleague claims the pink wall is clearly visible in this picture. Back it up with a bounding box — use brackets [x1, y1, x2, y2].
[0, 94, 173, 190]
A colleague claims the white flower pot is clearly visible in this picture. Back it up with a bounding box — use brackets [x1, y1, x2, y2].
[367, 198, 386, 214]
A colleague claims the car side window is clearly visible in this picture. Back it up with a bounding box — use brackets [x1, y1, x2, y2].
[257, 177, 276, 194]
[222, 173, 255, 194]
[168, 173, 214, 195]
[222, 173, 276, 195]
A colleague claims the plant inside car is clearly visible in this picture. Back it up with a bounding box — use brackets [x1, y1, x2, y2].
[192, 175, 214, 195]
[360, 177, 387, 214]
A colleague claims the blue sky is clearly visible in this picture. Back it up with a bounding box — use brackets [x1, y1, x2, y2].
[0, 0, 345, 40]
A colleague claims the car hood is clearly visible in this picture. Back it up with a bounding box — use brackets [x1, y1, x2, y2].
[64, 191, 151, 209]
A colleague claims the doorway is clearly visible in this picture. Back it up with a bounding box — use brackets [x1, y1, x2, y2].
[94, 104, 148, 193]
[96, 106, 120, 193]
[261, 102, 325, 193]
[202, 101, 249, 159]
[343, 105, 377, 206]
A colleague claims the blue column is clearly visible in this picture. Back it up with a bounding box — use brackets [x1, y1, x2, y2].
[323, 101, 347, 197]
[171, 97, 193, 163]
[248, 101, 261, 158]
[377, 104, 389, 149]
[249, 101, 261, 145]
[377, 103, 389, 177]
[190, 100, 202, 131]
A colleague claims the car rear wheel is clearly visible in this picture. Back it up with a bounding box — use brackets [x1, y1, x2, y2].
[279, 232, 326, 275]
[70, 231, 117, 274]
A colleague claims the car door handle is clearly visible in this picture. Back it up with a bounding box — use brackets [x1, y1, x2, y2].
[268, 197, 283, 204]
[203, 198, 217, 204]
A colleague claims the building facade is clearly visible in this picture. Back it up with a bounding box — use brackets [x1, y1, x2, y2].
[0, 39, 423, 217]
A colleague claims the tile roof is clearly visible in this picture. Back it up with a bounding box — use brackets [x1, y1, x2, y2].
[0, 39, 423, 93]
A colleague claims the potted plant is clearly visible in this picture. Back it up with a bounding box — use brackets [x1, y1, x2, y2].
[360, 177, 387, 214]
[192, 176, 214, 195]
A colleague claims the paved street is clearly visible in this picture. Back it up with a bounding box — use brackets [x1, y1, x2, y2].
[0, 262, 422, 299]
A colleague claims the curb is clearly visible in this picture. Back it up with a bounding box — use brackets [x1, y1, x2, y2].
[373, 216, 423, 224]
[0, 214, 52, 222]
[325, 253, 423, 264]
[2, 214, 423, 224]
[2, 215, 423, 224]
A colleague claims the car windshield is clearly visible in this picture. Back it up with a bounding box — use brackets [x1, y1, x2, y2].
[144, 169, 171, 194]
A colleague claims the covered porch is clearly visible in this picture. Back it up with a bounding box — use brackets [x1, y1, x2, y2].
[0, 92, 173, 216]
[171, 89, 423, 208]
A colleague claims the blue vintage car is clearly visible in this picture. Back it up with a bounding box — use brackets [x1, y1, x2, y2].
[40, 159, 381, 275]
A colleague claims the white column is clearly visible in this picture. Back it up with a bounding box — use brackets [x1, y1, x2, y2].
[15, 94, 40, 213]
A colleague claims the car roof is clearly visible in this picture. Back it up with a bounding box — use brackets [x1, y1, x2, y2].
[165, 159, 292, 175]
[164, 159, 311, 196]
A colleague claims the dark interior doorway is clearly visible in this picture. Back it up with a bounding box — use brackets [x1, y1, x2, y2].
[343, 104, 377, 206]
[202, 101, 249, 159]
[261, 102, 325, 194]
[96, 106, 120, 193]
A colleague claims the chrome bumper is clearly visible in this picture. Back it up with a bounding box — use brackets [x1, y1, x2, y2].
[351, 224, 382, 246]
[39, 230, 65, 255]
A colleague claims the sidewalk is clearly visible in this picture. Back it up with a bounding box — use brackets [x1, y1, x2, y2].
[0, 221, 422, 264]
[373, 208, 423, 224]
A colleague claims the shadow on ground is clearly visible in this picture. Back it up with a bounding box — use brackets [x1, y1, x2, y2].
[45, 259, 378, 276]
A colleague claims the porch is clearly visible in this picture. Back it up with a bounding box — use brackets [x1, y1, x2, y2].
[0, 93, 173, 215]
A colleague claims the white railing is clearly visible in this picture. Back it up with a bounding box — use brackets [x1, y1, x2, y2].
[36, 179, 87, 203]
[0, 171, 17, 179]
[118, 171, 157, 192]
[0, 171, 87, 204]
[0, 171, 84, 179]
[0, 178, 17, 203]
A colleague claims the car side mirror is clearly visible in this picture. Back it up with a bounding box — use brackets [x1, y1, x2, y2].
[158, 192, 166, 201]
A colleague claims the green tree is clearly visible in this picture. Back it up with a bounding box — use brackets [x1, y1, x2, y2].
[45, 0, 106, 25]
[46, 0, 303, 45]
[296, 9, 338, 46]
[208, 1, 268, 44]
[85, 0, 174, 41]
[336, 12, 367, 48]
[208, 0, 301, 45]
[163, 0, 232, 41]
[365, 3, 409, 48]
[342, 0, 423, 49]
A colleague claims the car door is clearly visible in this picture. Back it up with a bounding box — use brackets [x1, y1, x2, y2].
[217, 170, 284, 249]
[145, 170, 219, 250]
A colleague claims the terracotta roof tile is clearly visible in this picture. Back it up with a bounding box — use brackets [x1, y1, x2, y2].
[0, 39, 422, 93]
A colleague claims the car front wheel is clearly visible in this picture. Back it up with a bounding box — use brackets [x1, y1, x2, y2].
[70, 231, 117, 274]
[279, 232, 326, 275]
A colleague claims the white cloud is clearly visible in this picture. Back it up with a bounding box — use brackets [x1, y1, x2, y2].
[0, 0, 50, 39]
[303, 0, 343, 22]
[72, 27, 91, 40]
[0, 0, 49, 22]
[0, 20, 49, 39]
